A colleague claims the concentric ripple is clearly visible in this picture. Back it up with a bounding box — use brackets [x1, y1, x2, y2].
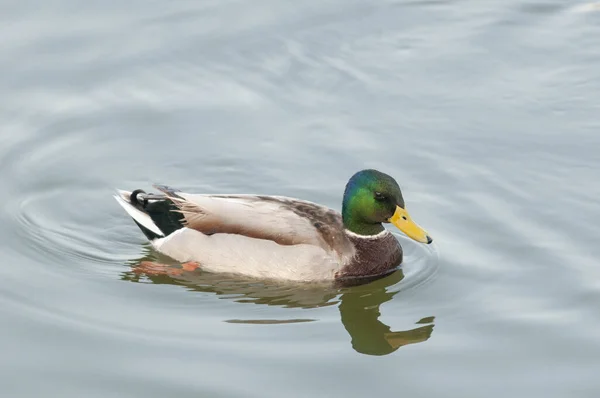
[0, 119, 439, 360]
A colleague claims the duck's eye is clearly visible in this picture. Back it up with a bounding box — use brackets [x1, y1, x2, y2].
[374, 192, 385, 201]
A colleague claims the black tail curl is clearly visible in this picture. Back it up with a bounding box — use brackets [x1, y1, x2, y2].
[128, 188, 185, 237]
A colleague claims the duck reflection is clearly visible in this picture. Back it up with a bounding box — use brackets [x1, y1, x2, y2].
[121, 246, 434, 356]
[337, 276, 434, 355]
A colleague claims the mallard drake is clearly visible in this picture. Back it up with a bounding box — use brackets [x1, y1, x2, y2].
[114, 169, 432, 281]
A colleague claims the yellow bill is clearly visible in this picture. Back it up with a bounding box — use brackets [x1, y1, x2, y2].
[389, 206, 432, 244]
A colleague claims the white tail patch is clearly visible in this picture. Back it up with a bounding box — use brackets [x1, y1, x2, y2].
[113, 190, 164, 237]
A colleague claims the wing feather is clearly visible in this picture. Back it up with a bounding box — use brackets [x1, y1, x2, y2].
[154, 188, 353, 255]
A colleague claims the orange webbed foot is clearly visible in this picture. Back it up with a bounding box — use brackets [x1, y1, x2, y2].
[133, 261, 200, 276]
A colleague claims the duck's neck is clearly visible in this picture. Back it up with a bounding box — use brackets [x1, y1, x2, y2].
[341, 178, 386, 236]
[342, 217, 385, 236]
[342, 200, 385, 236]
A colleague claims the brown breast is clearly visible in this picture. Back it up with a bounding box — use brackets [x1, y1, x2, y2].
[335, 231, 403, 279]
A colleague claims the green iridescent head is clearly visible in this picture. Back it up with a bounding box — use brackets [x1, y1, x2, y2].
[341, 169, 432, 244]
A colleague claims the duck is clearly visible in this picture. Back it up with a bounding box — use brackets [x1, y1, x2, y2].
[114, 169, 432, 282]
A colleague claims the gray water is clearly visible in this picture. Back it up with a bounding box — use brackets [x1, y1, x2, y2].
[2, 0, 600, 397]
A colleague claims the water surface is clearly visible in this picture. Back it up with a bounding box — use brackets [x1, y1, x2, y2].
[1, 0, 600, 397]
